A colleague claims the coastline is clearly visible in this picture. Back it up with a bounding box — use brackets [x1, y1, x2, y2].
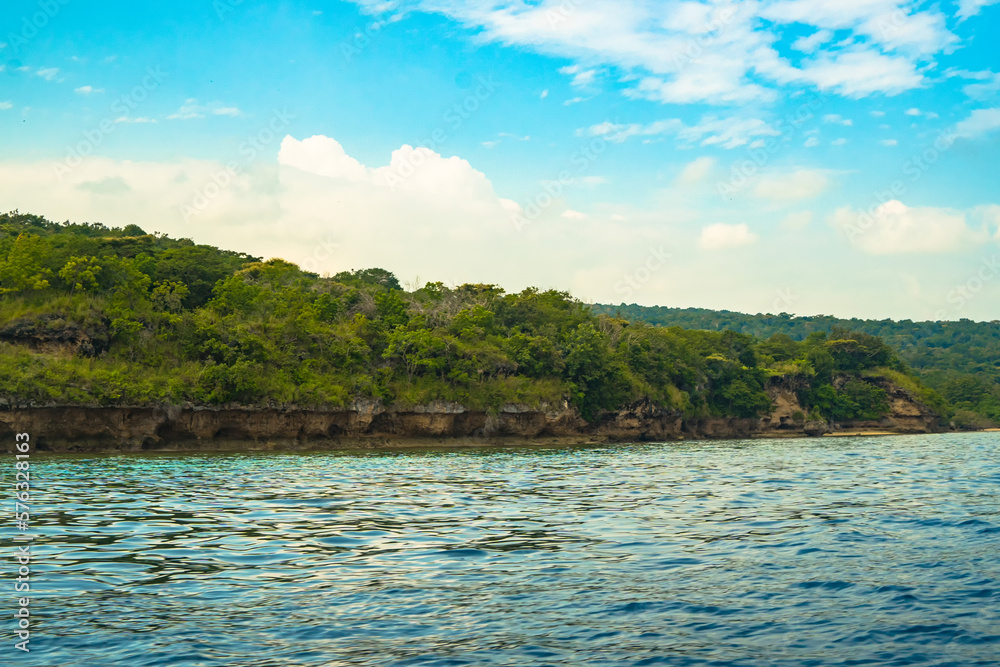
[0, 397, 946, 454]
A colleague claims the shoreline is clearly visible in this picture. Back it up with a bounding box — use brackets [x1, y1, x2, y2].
[0, 402, 949, 455]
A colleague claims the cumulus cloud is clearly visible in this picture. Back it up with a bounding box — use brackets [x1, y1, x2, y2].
[74, 86, 104, 95]
[699, 223, 758, 250]
[0, 101, 12, 111]
[833, 200, 989, 254]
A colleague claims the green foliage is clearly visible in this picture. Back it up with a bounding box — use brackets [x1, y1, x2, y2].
[0, 234, 53, 292]
[804, 379, 889, 422]
[58, 256, 103, 292]
[333, 267, 401, 291]
[597, 302, 998, 425]
[0, 211, 947, 425]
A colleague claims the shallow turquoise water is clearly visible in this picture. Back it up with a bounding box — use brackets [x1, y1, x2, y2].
[5, 433, 1000, 666]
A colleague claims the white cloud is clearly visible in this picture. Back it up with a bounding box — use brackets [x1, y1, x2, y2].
[879, 139, 898, 146]
[675, 157, 715, 186]
[787, 49, 924, 97]
[356, 0, 950, 105]
[803, 136, 819, 147]
[35, 67, 59, 81]
[833, 200, 989, 254]
[585, 115, 778, 149]
[167, 99, 242, 120]
[539, 89, 549, 99]
[792, 29, 832, 53]
[762, 0, 956, 54]
[114, 116, 157, 124]
[699, 223, 758, 250]
[871, 110, 886, 117]
[955, 70, 1000, 100]
[957, 0, 1000, 20]
[752, 169, 830, 202]
[559, 65, 598, 88]
[74, 86, 105, 95]
[562, 209, 588, 220]
[279, 135, 371, 182]
[0, 101, 12, 111]
[953, 107, 1000, 139]
[831, 137, 847, 145]
[905, 108, 921, 116]
[823, 114, 852, 126]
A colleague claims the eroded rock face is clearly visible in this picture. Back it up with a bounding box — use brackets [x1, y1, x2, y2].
[0, 376, 944, 454]
[0, 314, 109, 357]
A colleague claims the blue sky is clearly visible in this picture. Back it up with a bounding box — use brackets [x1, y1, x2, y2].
[2, 0, 1000, 320]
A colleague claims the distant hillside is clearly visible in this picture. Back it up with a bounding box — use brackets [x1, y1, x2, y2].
[593, 303, 1000, 427]
[0, 211, 950, 432]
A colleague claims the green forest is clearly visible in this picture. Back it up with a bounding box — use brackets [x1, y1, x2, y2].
[0, 212, 964, 428]
[593, 303, 1000, 428]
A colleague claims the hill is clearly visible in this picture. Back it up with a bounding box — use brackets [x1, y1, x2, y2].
[0, 211, 954, 443]
[592, 303, 1000, 428]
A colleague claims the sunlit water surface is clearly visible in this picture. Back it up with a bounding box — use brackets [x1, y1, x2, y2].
[6, 433, 1000, 666]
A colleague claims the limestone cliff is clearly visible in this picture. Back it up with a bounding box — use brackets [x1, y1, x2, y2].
[0, 374, 943, 454]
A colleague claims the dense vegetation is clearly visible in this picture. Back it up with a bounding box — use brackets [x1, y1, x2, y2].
[0, 212, 945, 426]
[594, 303, 999, 427]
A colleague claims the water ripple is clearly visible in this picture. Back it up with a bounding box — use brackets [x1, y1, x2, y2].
[3, 433, 999, 665]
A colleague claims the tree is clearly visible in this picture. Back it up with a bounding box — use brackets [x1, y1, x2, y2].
[58, 256, 103, 292]
[0, 233, 53, 292]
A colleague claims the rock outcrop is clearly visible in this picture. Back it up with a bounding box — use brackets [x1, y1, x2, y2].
[0, 374, 944, 454]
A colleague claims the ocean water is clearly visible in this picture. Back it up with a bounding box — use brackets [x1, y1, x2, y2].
[5, 433, 1000, 666]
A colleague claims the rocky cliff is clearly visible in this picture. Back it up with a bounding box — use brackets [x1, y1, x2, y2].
[0, 375, 944, 454]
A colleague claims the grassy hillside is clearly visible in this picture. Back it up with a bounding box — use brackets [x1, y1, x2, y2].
[593, 303, 999, 427]
[0, 212, 947, 427]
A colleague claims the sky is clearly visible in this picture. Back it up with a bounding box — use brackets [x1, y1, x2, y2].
[1, 0, 999, 321]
